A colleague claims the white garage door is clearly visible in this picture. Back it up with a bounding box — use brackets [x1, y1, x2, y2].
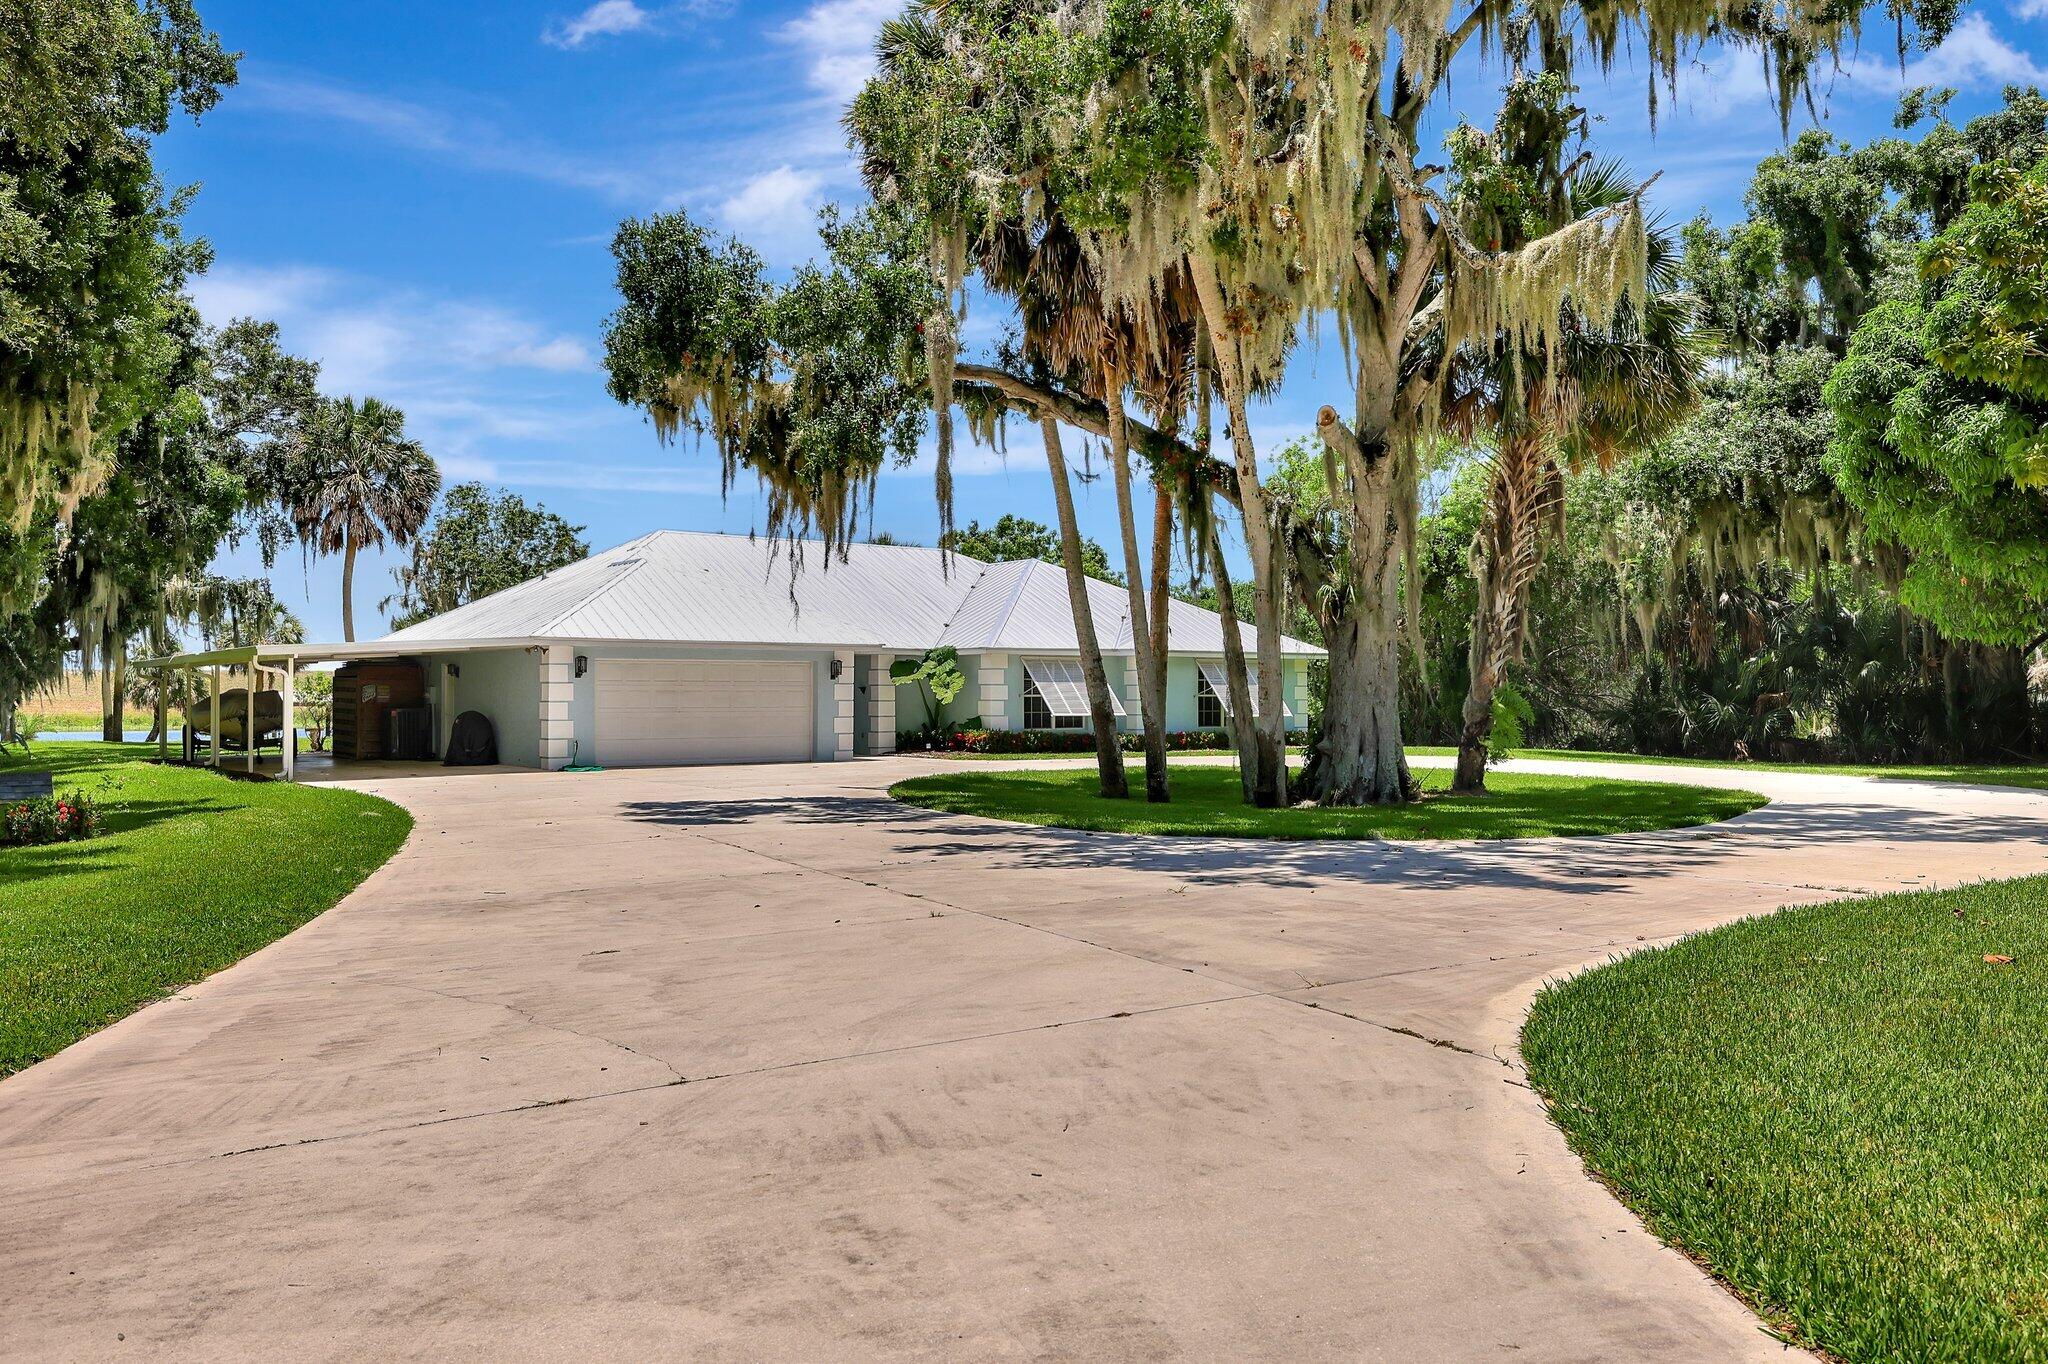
[593, 658, 815, 766]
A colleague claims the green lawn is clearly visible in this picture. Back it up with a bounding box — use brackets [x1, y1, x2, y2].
[906, 744, 2048, 790]
[888, 762, 1764, 839]
[1507, 747, 2048, 791]
[18, 708, 155, 734]
[0, 742, 411, 1076]
[1523, 875, 2048, 1361]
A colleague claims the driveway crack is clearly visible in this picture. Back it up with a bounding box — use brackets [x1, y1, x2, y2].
[392, 982, 686, 1083]
[176, 991, 1264, 1167]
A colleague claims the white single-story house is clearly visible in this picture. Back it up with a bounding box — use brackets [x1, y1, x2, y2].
[145, 530, 1321, 773]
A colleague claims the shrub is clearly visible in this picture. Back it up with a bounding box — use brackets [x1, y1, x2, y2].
[2, 794, 102, 846]
[898, 727, 1240, 754]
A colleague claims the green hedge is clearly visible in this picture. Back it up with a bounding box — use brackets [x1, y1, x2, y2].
[898, 727, 1239, 754]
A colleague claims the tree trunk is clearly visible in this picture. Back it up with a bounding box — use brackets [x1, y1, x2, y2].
[1453, 642, 1496, 794]
[1187, 254, 1288, 807]
[1148, 485, 1172, 711]
[1297, 406, 1416, 805]
[1206, 500, 1259, 801]
[1299, 599, 1414, 804]
[1455, 434, 1556, 793]
[341, 534, 358, 643]
[1455, 479, 1510, 796]
[1041, 418, 1127, 800]
[106, 638, 125, 737]
[102, 642, 127, 742]
[1104, 373, 1170, 802]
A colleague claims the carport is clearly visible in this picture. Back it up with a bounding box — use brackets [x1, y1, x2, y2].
[136, 637, 543, 781]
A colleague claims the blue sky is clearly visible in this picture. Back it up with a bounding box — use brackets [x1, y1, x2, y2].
[159, 0, 2048, 642]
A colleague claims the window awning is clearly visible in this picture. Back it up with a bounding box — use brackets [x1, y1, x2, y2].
[1023, 657, 1126, 717]
[1197, 661, 1292, 718]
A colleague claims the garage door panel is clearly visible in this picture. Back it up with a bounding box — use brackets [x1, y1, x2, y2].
[594, 659, 815, 766]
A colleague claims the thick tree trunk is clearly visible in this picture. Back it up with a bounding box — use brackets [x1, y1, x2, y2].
[1104, 375, 1170, 802]
[1299, 602, 1414, 804]
[341, 534, 358, 643]
[1297, 406, 1416, 805]
[1188, 254, 1288, 806]
[1041, 419, 1128, 800]
[1206, 501, 1259, 801]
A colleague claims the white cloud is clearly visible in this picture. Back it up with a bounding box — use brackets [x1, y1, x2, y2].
[240, 69, 669, 202]
[191, 266, 595, 396]
[544, 0, 652, 48]
[774, 0, 903, 103]
[467, 460, 721, 495]
[2018, 0, 2048, 18]
[1843, 15, 2048, 90]
[1667, 47, 1774, 121]
[716, 165, 828, 260]
[186, 263, 334, 323]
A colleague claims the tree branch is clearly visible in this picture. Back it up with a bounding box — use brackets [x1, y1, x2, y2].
[1366, 128, 1662, 271]
[951, 362, 1238, 504]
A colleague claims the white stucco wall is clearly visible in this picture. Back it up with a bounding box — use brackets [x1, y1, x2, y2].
[422, 648, 541, 766]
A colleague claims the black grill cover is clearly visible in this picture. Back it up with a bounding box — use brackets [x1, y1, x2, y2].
[444, 710, 498, 767]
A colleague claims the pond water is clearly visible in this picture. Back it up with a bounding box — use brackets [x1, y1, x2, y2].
[35, 729, 313, 743]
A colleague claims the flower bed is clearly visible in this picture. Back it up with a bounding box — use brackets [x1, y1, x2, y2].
[2, 793, 102, 846]
[900, 727, 1237, 755]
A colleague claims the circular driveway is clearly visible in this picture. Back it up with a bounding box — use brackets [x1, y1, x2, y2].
[2, 756, 2044, 1360]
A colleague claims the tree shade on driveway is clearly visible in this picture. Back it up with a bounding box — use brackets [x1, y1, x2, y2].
[1, 756, 2044, 1358]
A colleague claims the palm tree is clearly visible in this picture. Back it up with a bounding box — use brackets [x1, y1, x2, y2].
[1448, 158, 1705, 792]
[291, 397, 439, 641]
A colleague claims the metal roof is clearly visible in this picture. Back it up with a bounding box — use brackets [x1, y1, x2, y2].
[359, 529, 1323, 658]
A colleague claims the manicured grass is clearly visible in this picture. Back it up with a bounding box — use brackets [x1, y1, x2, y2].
[1512, 747, 2048, 791]
[909, 744, 2048, 790]
[888, 762, 1764, 839]
[0, 742, 410, 1076]
[906, 748, 1282, 761]
[19, 708, 155, 733]
[1524, 875, 2048, 1362]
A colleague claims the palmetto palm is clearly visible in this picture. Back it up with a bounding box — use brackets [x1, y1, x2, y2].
[1449, 161, 1706, 791]
[292, 397, 439, 641]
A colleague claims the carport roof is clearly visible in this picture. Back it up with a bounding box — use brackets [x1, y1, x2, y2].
[368, 529, 1322, 658]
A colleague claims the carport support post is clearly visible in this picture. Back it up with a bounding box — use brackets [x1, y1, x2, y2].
[281, 659, 295, 782]
[155, 678, 167, 764]
[209, 666, 220, 768]
[539, 645, 573, 771]
[866, 654, 896, 755]
[833, 650, 856, 760]
[245, 665, 256, 775]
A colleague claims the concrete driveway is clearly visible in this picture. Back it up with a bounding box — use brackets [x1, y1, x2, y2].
[3, 757, 2045, 1360]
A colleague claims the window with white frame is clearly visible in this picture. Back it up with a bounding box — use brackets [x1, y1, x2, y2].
[1196, 671, 1224, 728]
[1022, 674, 1085, 729]
[1195, 661, 1293, 724]
[1021, 657, 1120, 730]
